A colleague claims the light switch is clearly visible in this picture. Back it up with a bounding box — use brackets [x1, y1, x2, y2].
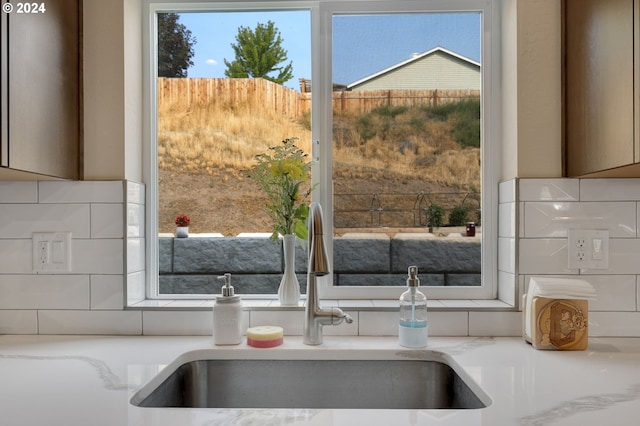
[567, 229, 609, 270]
[32, 232, 72, 272]
[592, 238, 603, 260]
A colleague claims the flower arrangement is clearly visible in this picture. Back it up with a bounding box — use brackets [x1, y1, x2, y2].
[247, 137, 314, 240]
[175, 214, 191, 227]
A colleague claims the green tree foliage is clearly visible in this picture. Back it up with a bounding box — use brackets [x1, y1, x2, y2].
[224, 21, 293, 85]
[158, 13, 196, 78]
[427, 204, 445, 229]
[448, 205, 469, 226]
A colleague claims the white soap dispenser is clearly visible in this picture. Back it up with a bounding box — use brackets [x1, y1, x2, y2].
[213, 273, 242, 345]
[399, 265, 428, 348]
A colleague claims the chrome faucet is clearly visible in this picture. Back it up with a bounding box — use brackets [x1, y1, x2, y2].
[304, 202, 353, 345]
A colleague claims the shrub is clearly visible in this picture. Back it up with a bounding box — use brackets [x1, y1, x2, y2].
[449, 205, 469, 226]
[427, 204, 445, 229]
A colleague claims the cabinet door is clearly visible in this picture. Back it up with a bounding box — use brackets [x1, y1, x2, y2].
[2, 0, 80, 179]
[565, 0, 634, 176]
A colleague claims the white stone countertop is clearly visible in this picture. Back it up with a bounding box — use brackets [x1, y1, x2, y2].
[0, 335, 639, 425]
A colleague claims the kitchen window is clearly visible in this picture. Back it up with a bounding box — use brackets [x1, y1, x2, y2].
[143, 0, 500, 301]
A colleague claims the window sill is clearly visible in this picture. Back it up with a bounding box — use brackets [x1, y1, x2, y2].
[128, 298, 515, 311]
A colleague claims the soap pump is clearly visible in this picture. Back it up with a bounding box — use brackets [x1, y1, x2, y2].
[213, 273, 242, 345]
[399, 265, 428, 348]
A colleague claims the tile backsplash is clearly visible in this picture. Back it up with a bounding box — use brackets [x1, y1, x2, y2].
[506, 178, 640, 337]
[0, 178, 638, 337]
[0, 180, 144, 334]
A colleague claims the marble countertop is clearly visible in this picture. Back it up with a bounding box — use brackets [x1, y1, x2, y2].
[0, 335, 638, 426]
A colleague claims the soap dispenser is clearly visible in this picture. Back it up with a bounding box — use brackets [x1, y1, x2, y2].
[213, 273, 242, 345]
[399, 265, 428, 348]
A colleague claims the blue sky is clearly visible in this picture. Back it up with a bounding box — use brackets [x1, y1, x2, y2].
[177, 11, 480, 91]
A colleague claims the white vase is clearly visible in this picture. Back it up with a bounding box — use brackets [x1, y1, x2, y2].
[176, 226, 189, 238]
[278, 234, 301, 306]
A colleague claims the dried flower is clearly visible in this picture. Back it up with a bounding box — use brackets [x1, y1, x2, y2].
[175, 214, 191, 227]
[247, 137, 315, 240]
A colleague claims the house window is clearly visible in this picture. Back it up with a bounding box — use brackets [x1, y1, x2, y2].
[144, 0, 499, 300]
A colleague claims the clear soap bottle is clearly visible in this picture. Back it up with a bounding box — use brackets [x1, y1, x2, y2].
[399, 265, 428, 348]
[213, 273, 242, 345]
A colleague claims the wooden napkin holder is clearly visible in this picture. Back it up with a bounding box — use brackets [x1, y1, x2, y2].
[523, 296, 589, 351]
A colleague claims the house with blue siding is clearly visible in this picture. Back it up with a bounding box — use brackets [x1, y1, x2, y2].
[347, 46, 480, 91]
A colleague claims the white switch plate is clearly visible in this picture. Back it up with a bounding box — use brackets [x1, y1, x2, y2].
[567, 229, 609, 270]
[32, 232, 72, 273]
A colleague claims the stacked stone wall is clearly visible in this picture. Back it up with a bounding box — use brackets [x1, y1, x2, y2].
[159, 234, 481, 294]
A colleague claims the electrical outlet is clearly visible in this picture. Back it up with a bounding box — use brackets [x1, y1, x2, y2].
[32, 232, 72, 272]
[568, 229, 609, 270]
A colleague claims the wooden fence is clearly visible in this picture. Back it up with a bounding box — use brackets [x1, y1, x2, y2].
[157, 77, 480, 118]
[157, 77, 303, 117]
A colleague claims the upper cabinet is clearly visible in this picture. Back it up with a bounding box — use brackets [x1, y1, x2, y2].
[565, 0, 640, 177]
[0, 0, 80, 179]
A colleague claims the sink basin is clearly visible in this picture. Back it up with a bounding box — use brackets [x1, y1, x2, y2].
[131, 355, 487, 410]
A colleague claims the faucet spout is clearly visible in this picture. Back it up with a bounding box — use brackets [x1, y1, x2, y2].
[304, 203, 353, 345]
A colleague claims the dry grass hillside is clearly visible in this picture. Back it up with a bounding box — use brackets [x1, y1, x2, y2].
[158, 96, 480, 235]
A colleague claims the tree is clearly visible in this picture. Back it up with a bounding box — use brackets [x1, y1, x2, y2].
[157, 13, 196, 78]
[224, 21, 293, 85]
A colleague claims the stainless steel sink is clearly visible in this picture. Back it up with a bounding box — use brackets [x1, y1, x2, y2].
[131, 358, 487, 409]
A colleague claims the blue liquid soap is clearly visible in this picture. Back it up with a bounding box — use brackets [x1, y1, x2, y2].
[399, 266, 428, 348]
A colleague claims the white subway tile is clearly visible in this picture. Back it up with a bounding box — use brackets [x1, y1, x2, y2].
[38, 310, 142, 334]
[126, 271, 146, 306]
[499, 179, 516, 203]
[524, 202, 636, 238]
[39, 181, 123, 203]
[589, 239, 640, 275]
[358, 311, 397, 335]
[519, 239, 571, 275]
[0, 240, 32, 273]
[469, 311, 522, 336]
[91, 204, 123, 238]
[498, 237, 515, 274]
[72, 239, 123, 274]
[519, 179, 580, 201]
[249, 310, 305, 335]
[126, 181, 145, 204]
[0, 204, 90, 238]
[429, 311, 469, 336]
[638, 202, 640, 237]
[518, 275, 526, 310]
[499, 202, 515, 237]
[143, 310, 216, 335]
[519, 202, 525, 238]
[0, 182, 37, 203]
[580, 178, 640, 201]
[127, 238, 145, 273]
[585, 275, 637, 312]
[0, 275, 89, 309]
[127, 203, 145, 237]
[91, 275, 124, 310]
[498, 271, 516, 306]
[589, 312, 640, 337]
[0, 310, 38, 334]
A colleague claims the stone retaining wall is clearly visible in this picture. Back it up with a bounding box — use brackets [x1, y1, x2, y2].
[159, 233, 481, 294]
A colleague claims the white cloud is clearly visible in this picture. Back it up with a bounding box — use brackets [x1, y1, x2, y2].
[205, 59, 218, 66]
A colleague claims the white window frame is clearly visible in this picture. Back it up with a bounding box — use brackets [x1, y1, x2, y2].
[142, 0, 501, 301]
